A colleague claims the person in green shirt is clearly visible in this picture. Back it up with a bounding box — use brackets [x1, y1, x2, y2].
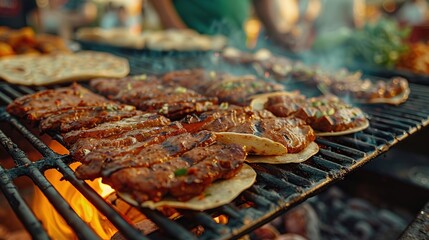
[149, 0, 294, 48]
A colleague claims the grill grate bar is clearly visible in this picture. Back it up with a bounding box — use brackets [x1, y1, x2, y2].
[54, 160, 148, 240]
[318, 148, 357, 165]
[0, 166, 50, 240]
[353, 132, 390, 149]
[370, 117, 416, 132]
[310, 156, 345, 172]
[315, 138, 366, 158]
[138, 207, 197, 240]
[183, 211, 229, 237]
[0, 91, 13, 105]
[258, 164, 313, 188]
[364, 109, 425, 124]
[0, 130, 100, 239]
[362, 127, 396, 143]
[365, 122, 408, 138]
[256, 171, 302, 193]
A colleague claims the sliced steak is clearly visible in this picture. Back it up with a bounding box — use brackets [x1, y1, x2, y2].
[70, 122, 186, 162]
[75, 131, 216, 180]
[182, 107, 315, 153]
[7, 83, 109, 121]
[105, 142, 246, 202]
[39, 105, 139, 133]
[265, 94, 367, 132]
[63, 114, 170, 146]
[204, 75, 284, 105]
[161, 69, 225, 93]
[90, 77, 218, 119]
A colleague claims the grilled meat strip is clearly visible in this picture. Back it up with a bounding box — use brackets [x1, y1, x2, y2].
[330, 77, 409, 100]
[76, 131, 216, 180]
[7, 83, 109, 121]
[90, 76, 159, 97]
[265, 94, 367, 132]
[70, 122, 186, 162]
[105, 142, 246, 202]
[39, 105, 139, 133]
[161, 69, 225, 93]
[161, 69, 284, 106]
[90, 77, 218, 119]
[182, 107, 315, 153]
[63, 114, 170, 146]
[204, 75, 284, 106]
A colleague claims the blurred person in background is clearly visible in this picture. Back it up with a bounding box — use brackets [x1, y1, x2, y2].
[58, 0, 97, 39]
[396, 0, 428, 26]
[100, 3, 130, 29]
[148, 0, 314, 50]
[100, 1, 117, 29]
[0, 0, 42, 31]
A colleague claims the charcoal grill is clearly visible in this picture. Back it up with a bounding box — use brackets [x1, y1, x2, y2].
[0, 55, 429, 239]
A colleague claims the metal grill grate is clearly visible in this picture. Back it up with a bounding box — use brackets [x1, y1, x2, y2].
[0, 74, 428, 239]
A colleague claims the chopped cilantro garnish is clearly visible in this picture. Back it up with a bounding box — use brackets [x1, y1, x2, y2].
[106, 105, 118, 112]
[174, 168, 188, 177]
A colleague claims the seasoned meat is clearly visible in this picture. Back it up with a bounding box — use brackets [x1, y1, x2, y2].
[161, 69, 225, 93]
[75, 131, 216, 180]
[182, 107, 315, 153]
[205, 75, 284, 105]
[39, 105, 139, 133]
[265, 94, 367, 132]
[90, 76, 159, 97]
[182, 106, 273, 132]
[162, 69, 284, 106]
[63, 114, 170, 146]
[6, 83, 109, 121]
[105, 142, 246, 202]
[70, 122, 186, 162]
[331, 77, 409, 100]
[90, 77, 218, 119]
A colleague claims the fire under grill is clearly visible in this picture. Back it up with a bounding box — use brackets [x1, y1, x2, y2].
[0, 68, 429, 239]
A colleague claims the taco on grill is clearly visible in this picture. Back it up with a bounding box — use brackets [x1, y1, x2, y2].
[251, 91, 369, 136]
[118, 164, 256, 210]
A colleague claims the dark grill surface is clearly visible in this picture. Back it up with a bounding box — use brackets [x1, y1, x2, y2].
[0, 54, 429, 239]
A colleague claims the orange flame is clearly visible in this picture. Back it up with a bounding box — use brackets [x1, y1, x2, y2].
[32, 162, 117, 239]
[32, 141, 117, 239]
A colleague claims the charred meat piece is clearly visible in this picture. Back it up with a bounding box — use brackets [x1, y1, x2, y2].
[205, 75, 284, 106]
[70, 122, 186, 162]
[182, 106, 273, 132]
[6, 83, 109, 121]
[160, 69, 224, 93]
[105, 142, 246, 202]
[265, 94, 367, 132]
[90, 76, 159, 97]
[182, 107, 315, 153]
[63, 114, 170, 146]
[228, 117, 315, 153]
[90, 77, 218, 119]
[76, 131, 216, 180]
[39, 105, 139, 133]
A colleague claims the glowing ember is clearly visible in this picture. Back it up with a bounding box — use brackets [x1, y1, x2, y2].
[213, 215, 229, 225]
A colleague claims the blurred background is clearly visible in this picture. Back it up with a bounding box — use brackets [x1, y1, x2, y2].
[3, 0, 428, 42]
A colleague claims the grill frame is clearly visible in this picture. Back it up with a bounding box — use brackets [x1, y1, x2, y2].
[0, 58, 429, 239]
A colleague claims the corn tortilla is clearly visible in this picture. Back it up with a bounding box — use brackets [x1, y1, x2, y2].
[118, 164, 256, 211]
[246, 142, 319, 164]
